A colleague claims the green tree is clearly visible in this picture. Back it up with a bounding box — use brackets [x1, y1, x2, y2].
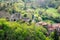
[54, 29, 59, 40]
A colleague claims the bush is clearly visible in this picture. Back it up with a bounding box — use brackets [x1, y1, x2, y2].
[43, 20, 55, 24]
[0, 19, 48, 40]
[41, 8, 60, 23]
[0, 30, 4, 40]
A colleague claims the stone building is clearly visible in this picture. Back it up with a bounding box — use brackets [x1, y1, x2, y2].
[10, 13, 22, 21]
[0, 11, 10, 18]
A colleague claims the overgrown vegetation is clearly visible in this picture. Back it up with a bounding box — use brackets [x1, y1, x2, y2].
[0, 0, 60, 40]
[0, 18, 48, 40]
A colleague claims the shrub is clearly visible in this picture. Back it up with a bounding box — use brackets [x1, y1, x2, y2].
[0, 19, 48, 40]
[0, 30, 4, 40]
[43, 20, 55, 24]
[41, 8, 60, 23]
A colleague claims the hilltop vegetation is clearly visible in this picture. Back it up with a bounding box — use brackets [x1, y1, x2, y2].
[0, 0, 60, 23]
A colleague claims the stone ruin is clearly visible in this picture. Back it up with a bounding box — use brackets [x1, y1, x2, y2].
[0, 11, 10, 18]
[10, 13, 22, 21]
[0, 10, 33, 24]
[9, 13, 32, 24]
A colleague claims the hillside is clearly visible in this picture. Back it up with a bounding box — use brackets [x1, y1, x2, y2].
[0, 0, 60, 40]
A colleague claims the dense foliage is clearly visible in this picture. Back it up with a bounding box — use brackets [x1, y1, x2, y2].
[0, 18, 48, 40]
[0, 0, 60, 40]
